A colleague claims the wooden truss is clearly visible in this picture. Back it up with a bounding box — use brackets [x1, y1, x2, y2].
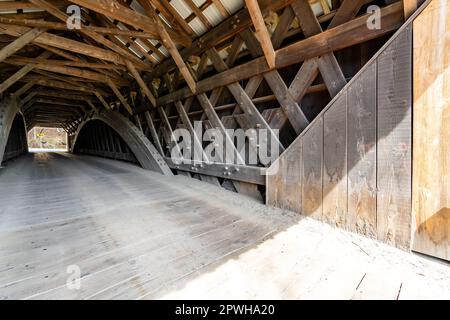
[0, 0, 411, 199]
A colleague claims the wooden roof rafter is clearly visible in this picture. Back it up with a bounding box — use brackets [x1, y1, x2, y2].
[0, 0, 410, 139]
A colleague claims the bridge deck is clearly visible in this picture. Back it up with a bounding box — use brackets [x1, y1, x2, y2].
[0, 153, 448, 300]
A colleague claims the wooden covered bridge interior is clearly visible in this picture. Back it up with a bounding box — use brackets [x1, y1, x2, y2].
[0, 0, 448, 299]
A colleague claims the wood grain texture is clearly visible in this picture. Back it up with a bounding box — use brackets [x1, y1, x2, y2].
[267, 139, 302, 213]
[266, 2, 419, 252]
[347, 63, 377, 237]
[323, 93, 347, 227]
[301, 118, 323, 219]
[412, 0, 450, 261]
[376, 26, 412, 250]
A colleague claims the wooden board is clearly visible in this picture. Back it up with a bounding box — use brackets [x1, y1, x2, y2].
[323, 92, 347, 227]
[265, 1, 419, 251]
[267, 139, 302, 213]
[347, 63, 377, 237]
[412, 0, 450, 261]
[301, 118, 323, 219]
[376, 26, 413, 250]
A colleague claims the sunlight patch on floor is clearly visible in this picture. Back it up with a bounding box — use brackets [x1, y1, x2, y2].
[159, 219, 450, 300]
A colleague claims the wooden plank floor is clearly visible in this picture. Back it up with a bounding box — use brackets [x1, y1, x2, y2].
[0, 152, 448, 300]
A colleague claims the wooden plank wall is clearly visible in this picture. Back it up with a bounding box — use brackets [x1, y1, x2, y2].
[412, 0, 450, 261]
[267, 26, 413, 250]
[376, 26, 412, 250]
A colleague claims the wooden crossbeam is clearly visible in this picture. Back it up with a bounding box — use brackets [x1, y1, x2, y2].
[95, 92, 111, 111]
[30, 97, 88, 108]
[0, 28, 45, 63]
[0, 23, 126, 65]
[0, 16, 161, 39]
[126, 61, 157, 107]
[157, 2, 404, 106]
[107, 79, 134, 115]
[223, 6, 294, 121]
[29, 70, 98, 90]
[0, 0, 66, 11]
[28, 0, 148, 69]
[164, 158, 266, 185]
[291, 0, 347, 97]
[167, 55, 225, 184]
[153, 0, 295, 78]
[12, 80, 37, 98]
[144, 111, 164, 155]
[142, 0, 191, 39]
[285, 0, 369, 108]
[0, 51, 52, 94]
[146, 5, 197, 94]
[25, 106, 80, 116]
[67, 0, 191, 47]
[196, 93, 246, 165]
[162, 74, 209, 165]
[93, 13, 158, 65]
[6, 57, 133, 71]
[240, 29, 309, 134]
[32, 78, 97, 94]
[33, 89, 89, 101]
[174, 99, 208, 162]
[6, 61, 125, 85]
[245, 0, 276, 69]
[85, 100, 99, 114]
[208, 36, 245, 107]
[184, 0, 212, 29]
[34, 43, 122, 80]
[206, 47, 285, 149]
[21, 92, 38, 106]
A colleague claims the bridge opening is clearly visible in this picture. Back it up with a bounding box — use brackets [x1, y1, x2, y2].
[27, 127, 68, 153]
[0, 0, 448, 301]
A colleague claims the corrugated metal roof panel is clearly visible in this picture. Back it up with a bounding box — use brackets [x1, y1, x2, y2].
[223, 0, 244, 15]
[170, 0, 193, 19]
[0, 0, 336, 67]
[189, 16, 208, 36]
[203, 4, 224, 27]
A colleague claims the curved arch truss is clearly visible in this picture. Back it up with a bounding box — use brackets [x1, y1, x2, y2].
[0, 97, 28, 163]
[71, 111, 172, 176]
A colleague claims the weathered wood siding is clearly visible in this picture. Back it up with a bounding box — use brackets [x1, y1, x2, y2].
[412, 0, 450, 261]
[267, 26, 413, 250]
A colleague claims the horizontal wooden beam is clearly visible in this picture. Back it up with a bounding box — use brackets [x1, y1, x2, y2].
[0, 51, 52, 94]
[7, 61, 127, 85]
[157, 2, 404, 106]
[6, 57, 135, 71]
[152, 0, 295, 77]
[0, 16, 160, 40]
[164, 158, 266, 185]
[0, 28, 45, 63]
[28, 0, 149, 69]
[0, 0, 65, 11]
[0, 23, 126, 65]
[32, 89, 90, 101]
[29, 97, 86, 107]
[67, 0, 191, 47]
[31, 78, 97, 94]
